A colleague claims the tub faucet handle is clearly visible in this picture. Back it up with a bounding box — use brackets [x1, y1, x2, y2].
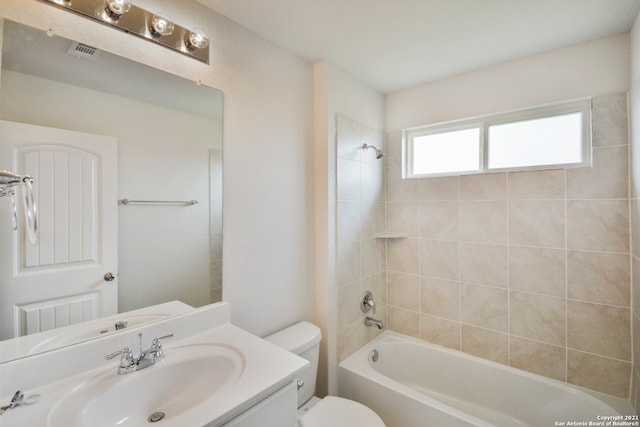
[361, 290, 376, 314]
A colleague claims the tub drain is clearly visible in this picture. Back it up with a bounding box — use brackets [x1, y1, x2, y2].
[371, 349, 379, 362]
[148, 412, 166, 423]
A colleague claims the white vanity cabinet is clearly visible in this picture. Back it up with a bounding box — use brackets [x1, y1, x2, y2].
[221, 381, 297, 427]
[0, 303, 307, 427]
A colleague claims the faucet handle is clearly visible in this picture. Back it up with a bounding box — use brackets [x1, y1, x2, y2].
[361, 290, 376, 314]
[151, 333, 174, 349]
[104, 347, 131, 360]
[104, 347, 135, 369]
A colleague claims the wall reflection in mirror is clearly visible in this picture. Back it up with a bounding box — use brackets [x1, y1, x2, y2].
[0, 20, 223, 359]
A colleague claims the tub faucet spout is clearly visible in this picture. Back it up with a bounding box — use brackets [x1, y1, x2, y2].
[365, 316, 384, 330]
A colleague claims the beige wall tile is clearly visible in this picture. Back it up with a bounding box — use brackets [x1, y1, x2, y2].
[421, 277, 460, 321]
[568, 350, 631, 398]
[336, 114, 362, 161]
[508, 170, 565, 200]
[361, 238, 383, 279]
[634, 256, 640, 322]
[459, 201, 507, 243]
[420, 239, 460, 280]
[461, 284, 508, 332]
[633, 373, 640, 414]
[510, 336, 566, 381]
[567, 250, 630, 307]
[387, 202, 419, 237]
[338, 241, 360, 285]
[461, 324, 509, 364]
[510, 291, 566, 346]
[420, 315, 460, 350]
[634, 312, 640, 376]
[361, 126, 384, 164]
[387, 166, 419, 201]
[460, 173, 506, 200]
[592, 93, 629, 147]
[361, 201, 385, 239]
[509, 200, 565, 248]
[378, 93, 632, 398]
[337, 157, 361, 201]
[460, 242, 508, 287]
[419, 201, 459, 240]
[361, 161, 385, 204]
[633, 200, 640, 254]
[567, 146, 629, 199]
[388, 306, 420, 339]
[420, 176, 459, 201]
[509, 246, 565, 297]
[388, 271, 420, 311]
[567, 200, 630, 252]
[387, 238, 419, 274]
[338, 321, 364, 362]
[337, 200, 360, 244]
[567, 300, 630, 361]
[338, 280, 365, 330]
[385, 131, 402, 168]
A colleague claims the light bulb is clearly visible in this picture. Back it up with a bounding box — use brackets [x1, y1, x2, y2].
[150, 14, 175, 37]
[105, 0, 132, 20]
[186, 31, 209, 51]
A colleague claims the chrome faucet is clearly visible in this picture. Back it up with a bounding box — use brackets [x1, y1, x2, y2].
[104, 332, 173, 374]
[365, 316, 384, 330]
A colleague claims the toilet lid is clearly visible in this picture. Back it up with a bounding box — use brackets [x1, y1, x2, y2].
[299, 396, 386, 427]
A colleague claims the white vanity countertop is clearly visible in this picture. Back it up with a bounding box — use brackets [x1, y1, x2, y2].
[0, 303, 308, 427]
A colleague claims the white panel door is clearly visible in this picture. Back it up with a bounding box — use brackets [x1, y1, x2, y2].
[0, 120, 117, 340]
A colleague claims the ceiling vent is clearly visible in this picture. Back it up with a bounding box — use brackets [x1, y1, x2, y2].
[66, 41, 101, 61]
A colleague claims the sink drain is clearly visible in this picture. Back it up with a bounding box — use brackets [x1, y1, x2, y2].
[148, 412, 166, 423]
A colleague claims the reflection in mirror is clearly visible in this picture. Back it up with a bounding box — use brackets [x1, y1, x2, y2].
[0, 20, 223, 360]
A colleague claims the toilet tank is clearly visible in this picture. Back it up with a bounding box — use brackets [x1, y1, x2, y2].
[264, 321, 322, 407]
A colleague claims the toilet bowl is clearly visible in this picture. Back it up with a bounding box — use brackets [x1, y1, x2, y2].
[265, 321, 385, 427]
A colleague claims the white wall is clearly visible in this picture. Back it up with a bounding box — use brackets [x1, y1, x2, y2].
[386, 33, 630, 131]
[313, 61, 384, 395]
[0, 0, 315, 337]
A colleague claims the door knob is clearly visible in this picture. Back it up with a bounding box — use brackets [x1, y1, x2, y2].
[104, 272, 116, 282]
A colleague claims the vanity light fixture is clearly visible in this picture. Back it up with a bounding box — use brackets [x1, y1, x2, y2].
[186, 31, 209, 51]
[38, 0, 210, 63]
[104, 0, 132, 21]
[150, 14, 175, 38]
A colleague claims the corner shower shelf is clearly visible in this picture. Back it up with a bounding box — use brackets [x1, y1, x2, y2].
[373, 232, 408, 239]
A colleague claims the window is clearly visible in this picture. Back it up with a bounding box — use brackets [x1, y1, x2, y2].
[411, 126, 481, 175]
[403, 99, 591, 178]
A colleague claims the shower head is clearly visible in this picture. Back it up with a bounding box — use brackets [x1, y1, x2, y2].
[361, 143, 384, 159]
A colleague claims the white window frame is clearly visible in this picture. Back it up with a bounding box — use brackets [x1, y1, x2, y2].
[403, 98, 592, 179]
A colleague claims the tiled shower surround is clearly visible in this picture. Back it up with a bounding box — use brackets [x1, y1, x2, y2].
[336, 93, 632, 399]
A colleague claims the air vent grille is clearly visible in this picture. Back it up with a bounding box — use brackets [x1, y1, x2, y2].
[66, 41, 101, 61]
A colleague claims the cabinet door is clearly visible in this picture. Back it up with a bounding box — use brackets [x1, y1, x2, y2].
[220, 381, 297, 427]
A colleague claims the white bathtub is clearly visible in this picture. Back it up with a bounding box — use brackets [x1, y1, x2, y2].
[338, 331, 635, 427]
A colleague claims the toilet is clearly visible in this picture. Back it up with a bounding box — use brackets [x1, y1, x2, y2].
[265, 321, 386, 427]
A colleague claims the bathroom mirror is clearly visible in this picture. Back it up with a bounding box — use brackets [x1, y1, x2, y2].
[0, 20, 223, 358]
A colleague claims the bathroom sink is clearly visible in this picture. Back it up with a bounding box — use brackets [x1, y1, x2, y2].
[47, 344, 244, 427]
